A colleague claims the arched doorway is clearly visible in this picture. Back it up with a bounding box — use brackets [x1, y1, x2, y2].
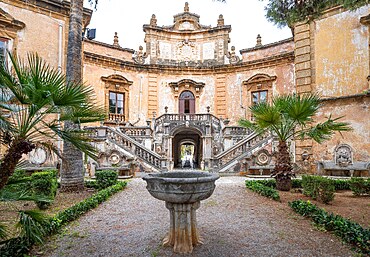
[179, 90, 195, 114]
[172, 128, 202, 169]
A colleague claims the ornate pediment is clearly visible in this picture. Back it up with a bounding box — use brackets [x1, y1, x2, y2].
[243, 73, 276, 91]
[101, 74, 133, 89]
[0, 8, 25, 32]
[169, 79, 205, 98]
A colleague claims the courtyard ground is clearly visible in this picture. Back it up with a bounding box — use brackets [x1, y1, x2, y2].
[34, 177, 360, 257]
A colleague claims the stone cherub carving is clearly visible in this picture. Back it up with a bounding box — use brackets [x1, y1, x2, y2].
[226, 46, 240, 64]
[335, 144, 352, 167]
[133, 45, 148, 64]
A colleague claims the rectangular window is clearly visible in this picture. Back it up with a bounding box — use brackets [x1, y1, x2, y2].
[252, 90, 267, 105]
[0, 39, 8, 65]
[109, 91, 125, 114]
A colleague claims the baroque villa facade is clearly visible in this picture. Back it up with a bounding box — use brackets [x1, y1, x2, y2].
[1, 0, 369, 175]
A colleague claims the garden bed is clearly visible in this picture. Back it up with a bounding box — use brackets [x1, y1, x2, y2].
[280, 190, 369, 228]
[0, 189, 95, 238]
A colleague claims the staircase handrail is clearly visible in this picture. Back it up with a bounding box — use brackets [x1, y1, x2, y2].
[85, 126, 164, 170]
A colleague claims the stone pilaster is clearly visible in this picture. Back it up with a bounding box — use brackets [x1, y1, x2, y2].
[294, 20, 315, 173]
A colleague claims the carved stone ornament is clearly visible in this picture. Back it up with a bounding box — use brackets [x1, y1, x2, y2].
[169, 79, 205, 98]
[335, 144, 353, 167]
[176, 38, 197, 62]
[255, 150, 271, 166]
[29, 147, 48, 165]
[108, 153, 121, 165]
[133, 45, 148, 64]
[226, 46, 240, 64]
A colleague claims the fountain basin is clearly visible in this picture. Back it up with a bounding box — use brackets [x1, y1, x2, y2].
[143, 171, 219, 203]
[143, 171, 219, 254]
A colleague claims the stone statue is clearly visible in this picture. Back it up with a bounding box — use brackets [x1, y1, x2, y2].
[133, 45, 148, 64]
[226, 46, 240, 64]
[150, 14, 157, 26]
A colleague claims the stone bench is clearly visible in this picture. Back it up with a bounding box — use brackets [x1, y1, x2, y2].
[317, 161, 370, 177]
[247, 165, 274, 176]
[94, 165, 133, 177]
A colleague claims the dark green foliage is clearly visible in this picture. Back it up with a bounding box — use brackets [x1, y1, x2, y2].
[0, 181, 127, 257]
[245, 180, 280, 201]
[302, 175, 335, 204]
[95, 170, 118, 189]
[291, 179, 302, 189]
[84, 179, 98, 189]
[254, 179, 276, 188]
[333, 179, 351, 190]
[31, 170, 58, 209]
[0, 236, 31, 257]
[349, 178, 370, 196]
[261, 0, 370, 30]
[254, 179, 301, 189]
[289, 200, 370, 254]
[47, 181, 126, 232]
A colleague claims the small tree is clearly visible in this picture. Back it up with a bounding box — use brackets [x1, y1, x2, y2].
[239, 94, 351, 191]
[0, 52, 105, 190]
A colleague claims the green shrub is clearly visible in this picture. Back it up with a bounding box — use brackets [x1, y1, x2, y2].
[0, 181, 128, 257]
[302, 175, 335, 204]
[291, 179, 302, 189]
[289, 200, 370, 254]
[333, 179, 350, 191]
[31, 170, 58, 209]
[254, 179, 276, 188]
[349, 178, 370, 196]
[84, 180, 98, 189]
[245, 180, 280, 201]
[95, 170, 118, 189]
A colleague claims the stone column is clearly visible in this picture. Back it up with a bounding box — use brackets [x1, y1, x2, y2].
[163, 201, 202, 254]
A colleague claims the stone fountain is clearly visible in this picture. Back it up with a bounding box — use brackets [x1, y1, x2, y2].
[143, 171, 219, 254]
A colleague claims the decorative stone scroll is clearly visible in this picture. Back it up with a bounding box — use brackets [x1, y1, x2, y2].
[169, 79, 205, 98]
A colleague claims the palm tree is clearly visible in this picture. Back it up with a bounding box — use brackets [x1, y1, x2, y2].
[239, 94, 351, 191]
[61, 0, 98, 192]
[0, 52, 105, 191]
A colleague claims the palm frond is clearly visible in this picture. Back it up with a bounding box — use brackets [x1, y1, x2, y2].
[0, 223, 8, 240]
[16, 210, 49, 244]
[305, 115, 352, 143]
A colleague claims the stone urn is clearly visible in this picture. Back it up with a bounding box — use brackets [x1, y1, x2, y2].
[143, 171, 219, 254]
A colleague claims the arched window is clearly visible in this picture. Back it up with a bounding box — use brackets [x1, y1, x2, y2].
[179, 91, 195, 114]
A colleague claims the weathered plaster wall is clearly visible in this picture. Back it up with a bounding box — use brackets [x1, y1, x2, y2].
[0, 1, 68, 69]
[312, 97, 369, 167]
[241, 39, 294, 62]
[224, 63, 295, 123]
[84, 40, 134, 62]
[314, 6, 370, 97]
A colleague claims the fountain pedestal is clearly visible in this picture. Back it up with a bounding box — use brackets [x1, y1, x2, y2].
[163, 202, 202, 253]
[143, 171, 219, 254]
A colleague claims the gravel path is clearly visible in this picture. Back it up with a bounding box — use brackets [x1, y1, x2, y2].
[41, 177, 354, 257]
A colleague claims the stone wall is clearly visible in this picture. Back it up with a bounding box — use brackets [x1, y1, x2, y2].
[294, 5, 370, 172]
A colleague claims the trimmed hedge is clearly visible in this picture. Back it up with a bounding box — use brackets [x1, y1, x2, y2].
[245, 180, 280, 201]
[255, 179, 302, 189]
[349, 178, 370, 196]
[31, 170, 58, 209]
[96, 170, 118, 189]
[289, 200, 370, 254]
[302, 175, 335, 204]
[0, 181, 127, 257]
